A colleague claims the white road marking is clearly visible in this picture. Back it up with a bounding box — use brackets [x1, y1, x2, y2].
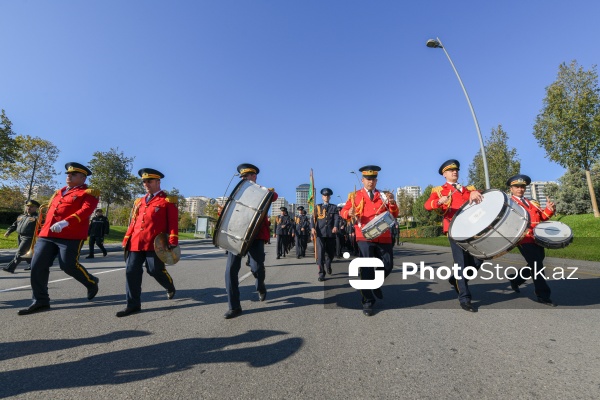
[0, 248, 227, 293]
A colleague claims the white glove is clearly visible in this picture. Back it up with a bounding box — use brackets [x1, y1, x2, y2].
[50, 220, 69, 233]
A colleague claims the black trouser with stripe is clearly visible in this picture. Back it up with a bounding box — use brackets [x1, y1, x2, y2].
[30, 237, 98, 305]
[449, 239, 483, 304]
[510, 243, 551, 300]
[125, 251, 175, 308]
[357, 241, 394, 307]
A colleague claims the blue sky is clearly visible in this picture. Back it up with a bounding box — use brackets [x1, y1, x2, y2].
[2, 1, 598, 203]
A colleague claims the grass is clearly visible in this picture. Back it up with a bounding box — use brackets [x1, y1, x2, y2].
[0, 224, 198, 249]
[400, 213, 600, 262]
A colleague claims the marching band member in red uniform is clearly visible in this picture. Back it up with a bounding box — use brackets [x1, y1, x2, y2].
[18, 162, 101, 315]
[222, 163, 278, 319]
[506, 174, 556, 306]
[424, 159, 482, 312]
[117, 168, 178, 317]
[340, 165, 399, 316]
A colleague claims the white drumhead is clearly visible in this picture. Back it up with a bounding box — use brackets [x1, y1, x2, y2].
[534, 221, 572, 243]
[449, 190, 507, 238]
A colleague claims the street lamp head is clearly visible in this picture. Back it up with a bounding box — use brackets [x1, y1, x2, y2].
[426, 39, 442, 49]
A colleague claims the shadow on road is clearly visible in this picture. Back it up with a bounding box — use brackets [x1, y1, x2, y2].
[0, 329, 302, 397]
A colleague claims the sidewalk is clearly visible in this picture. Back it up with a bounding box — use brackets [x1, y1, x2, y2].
[398, 242, 600, 274]
[0, 239, 211, 264]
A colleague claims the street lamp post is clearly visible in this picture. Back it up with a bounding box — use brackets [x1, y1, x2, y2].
[426, 37, 490, 189]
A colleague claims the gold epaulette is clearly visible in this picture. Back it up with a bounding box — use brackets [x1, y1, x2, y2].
[85, 188, 100, 198]
[432, 186, 443, 192]
[166, 195, 179, 204]
[134, 198, 142, 205]
[530, 199, 541, 208]
[466, 185, 476, 191]
[268, 187, 274, 192]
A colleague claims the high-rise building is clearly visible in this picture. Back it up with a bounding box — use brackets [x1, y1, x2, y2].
[525, 181, 556, 208]
[397, 186, 421, 200]
[271, 197, 289, 216]
[296, 183, 310, 210]
[185, 196, 212, 216]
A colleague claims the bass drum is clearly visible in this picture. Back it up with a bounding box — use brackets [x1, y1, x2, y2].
[213, 179, 274, 256]
[449, 189, 530, 259]
[534, 221, 573, 249]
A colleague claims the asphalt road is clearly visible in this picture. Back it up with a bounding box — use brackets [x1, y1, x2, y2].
[1, 241, 599, 399]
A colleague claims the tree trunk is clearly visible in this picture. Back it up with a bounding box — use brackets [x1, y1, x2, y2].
[27, 157, 38, 201]
[584, 169, 600, 218]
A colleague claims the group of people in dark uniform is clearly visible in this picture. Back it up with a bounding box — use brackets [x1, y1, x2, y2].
[4, 159, 558, 319]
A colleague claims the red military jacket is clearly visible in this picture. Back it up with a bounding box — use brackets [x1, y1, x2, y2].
[39, 185, 99, 240]
[511, 195, 554, 244]
[258, 190, 278, 241]
[123, 191, 179, 251]
[340, 188, 399, 243]
[424, 182, 476, 233]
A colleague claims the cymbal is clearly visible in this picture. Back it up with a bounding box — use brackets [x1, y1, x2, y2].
[153, 233, 181, 265]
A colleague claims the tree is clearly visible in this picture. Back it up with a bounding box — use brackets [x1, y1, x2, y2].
[0, 135, 60, 200]
[0, 185, 26, 211]
[0, 110, 19, 168]
[468, 125, 520, 190]
[544, 165, 600, 215]
[179, 212, 195, 232]
[204, 202, 219, 219]
[165, 187, 187, 216]
[88, 148, 135, 220]
[533, 60, 600, 217]
[412, 185, 443, 226]
[396, 189, 415, 225]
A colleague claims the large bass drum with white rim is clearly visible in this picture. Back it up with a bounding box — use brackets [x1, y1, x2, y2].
[533, 221, 573, 249]
[449, 189, 530, 259]
[213, 179, 274, 256]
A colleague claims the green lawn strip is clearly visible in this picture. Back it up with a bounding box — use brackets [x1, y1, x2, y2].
[399, 213, 600, 262]
[0, 224, 198, 249]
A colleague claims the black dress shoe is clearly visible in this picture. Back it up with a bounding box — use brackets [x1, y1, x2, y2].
[317, 276, 325, 282]
[103, 252, 108, 257]
[276, 256, 280, 259]
[116, 306, 141, 317]
[363, 308, 374, 316]
[258, 290, 267, 301]
[537, 297, 556, 307]
[510, 280, 521, 293]
[87, 277, 100, 300]
[2, 267, 15, 274]
[460, 302, 477, 313]
[85, 255, 94, 259]
[18, 303, 50, 315]
[24, 266, 31, 271]
[327, 267, 332, 275]
[224, 308, 242, 319]
[373, 288, 383, 299]
[167, 287, 176, 300]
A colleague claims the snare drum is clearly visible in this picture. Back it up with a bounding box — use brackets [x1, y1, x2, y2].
[449, 189, 530, 259]
[213, 179, 274, 256]
[534, 221, 573, 249]
[361, 211, 395, 240]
